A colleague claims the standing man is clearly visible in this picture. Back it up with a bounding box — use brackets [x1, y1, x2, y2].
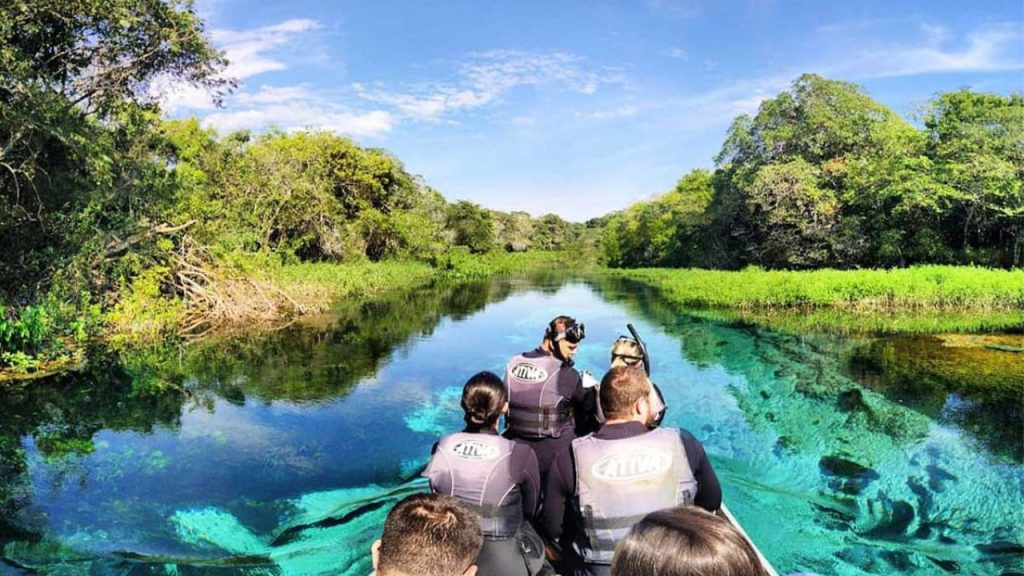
[543, 366, 722, 576]
[504, 315, 598, 484]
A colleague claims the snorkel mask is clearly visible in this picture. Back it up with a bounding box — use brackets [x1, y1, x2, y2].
[557, 321, 586, 344]
[610, 337, 645, 368]
[546, 317, 585, 364]
[610, 323, 650, 375]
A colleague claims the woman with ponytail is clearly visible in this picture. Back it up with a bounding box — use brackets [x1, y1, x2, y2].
[422, 371, 551, 576]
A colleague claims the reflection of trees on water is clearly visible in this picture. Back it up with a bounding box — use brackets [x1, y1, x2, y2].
[848, 336, 1024, 464]
[0, 355, 185, 541]
[0, 273, 568, 543]
[146, 274, 561, 404]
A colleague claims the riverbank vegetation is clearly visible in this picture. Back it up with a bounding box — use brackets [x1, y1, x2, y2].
[600, 75, 1022, 271]
[0, 1, 591, 373]
[2, 3, 1021, 375]
[605, 266, 1024, 333]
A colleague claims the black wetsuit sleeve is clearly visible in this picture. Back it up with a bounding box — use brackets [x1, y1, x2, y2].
[680, 431, 722, 512]
[542, 447, 575, 541]
[513, 444, 542, 518]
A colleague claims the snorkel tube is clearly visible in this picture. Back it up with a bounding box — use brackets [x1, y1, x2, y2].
[626, 323, 650, 376]
[623, 323, 666, 428]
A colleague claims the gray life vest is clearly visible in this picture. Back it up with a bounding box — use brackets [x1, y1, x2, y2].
[425, 432, 525, 539]
[504, 352, 574, 438]
[571, 427, 698, 565]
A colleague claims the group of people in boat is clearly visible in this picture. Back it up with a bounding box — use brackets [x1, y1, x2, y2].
[369, 315, 774, 576]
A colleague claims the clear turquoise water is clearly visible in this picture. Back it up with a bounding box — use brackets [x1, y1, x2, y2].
[1, 276, 1021, 575]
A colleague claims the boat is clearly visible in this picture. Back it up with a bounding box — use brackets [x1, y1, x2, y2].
[720, 502, 782, 576]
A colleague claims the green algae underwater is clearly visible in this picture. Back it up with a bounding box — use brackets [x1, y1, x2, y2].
[1, 275, 1021, 575]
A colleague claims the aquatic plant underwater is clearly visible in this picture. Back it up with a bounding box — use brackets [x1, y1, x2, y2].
[1, 279, 1021, 575]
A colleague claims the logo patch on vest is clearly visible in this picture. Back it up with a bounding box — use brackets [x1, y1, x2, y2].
[450, 440, 500, 461]
[510, 362, 548, 383]
[592, 449, 672, 483]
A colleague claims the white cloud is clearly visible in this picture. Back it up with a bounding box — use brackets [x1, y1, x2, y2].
[663, 47, 689, 60]
[812, 21, 1023, 79]
[202, 106, 394, 138]
[576, 105, 639, 120]
[651, 22, 1022, 133]
[850, 23, 1024, 78]
[153, 19, 320, 114]
[235, 84, 312, 105]
[152, 19, 390, 139]
[355, 50, 626, 121]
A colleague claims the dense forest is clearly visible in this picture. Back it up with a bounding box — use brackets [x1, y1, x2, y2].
[1, 1, 1021, 372]
[0, 0, 584, 370]
[600, 75, 1023, 270]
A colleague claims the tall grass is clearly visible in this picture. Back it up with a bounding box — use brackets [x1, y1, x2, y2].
[609, 266, 1024, 334]
[614, 266, 1024, 311]
[104, 250, 584, 349]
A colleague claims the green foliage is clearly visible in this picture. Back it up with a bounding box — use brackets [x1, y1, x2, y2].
[745, 159, 838, 268]
[446, 200, 495, 253]
[924, 91, 1024, 267]
[0, 288, 101, 372]
[602, 169, 714, 268]
[430, 248, 585, 280]
[613, 265, 1024, 309]
[0, 0, 226, 369]
[602, 74, 1023, 270]
[491, 210, 534, 252]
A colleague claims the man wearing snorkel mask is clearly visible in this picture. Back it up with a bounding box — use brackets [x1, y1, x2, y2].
[503, 315, 599, 486]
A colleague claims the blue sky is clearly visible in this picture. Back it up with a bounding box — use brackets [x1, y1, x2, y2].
[159, 0, 1023, 221]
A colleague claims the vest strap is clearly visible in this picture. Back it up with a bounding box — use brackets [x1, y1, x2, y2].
[584, 512, 650, 531]
[463, 502, 522, 519]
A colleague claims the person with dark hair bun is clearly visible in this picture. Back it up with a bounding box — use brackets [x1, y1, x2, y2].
[423, 371, 552, 576]
[611, 507, 769, 576]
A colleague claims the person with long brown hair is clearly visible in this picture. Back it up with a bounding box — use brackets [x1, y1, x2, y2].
[422, 371, 551, 575]
[611, 507, 769, 576]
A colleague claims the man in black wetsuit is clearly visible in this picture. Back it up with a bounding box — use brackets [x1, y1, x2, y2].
[503, 315, 599, 485]
[543, 366, 722, 576]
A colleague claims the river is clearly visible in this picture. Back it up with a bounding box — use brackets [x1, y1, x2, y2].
[1, 274, 1021, 575]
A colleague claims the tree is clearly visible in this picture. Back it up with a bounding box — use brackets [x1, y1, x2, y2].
[492, 210, 533, 252]
[745, 159, 838, 268]
[925, 91, 1024, 267]
[533, 213, 575, 251]
[0, 0, 229, 297]
[446, 201, 494, 253]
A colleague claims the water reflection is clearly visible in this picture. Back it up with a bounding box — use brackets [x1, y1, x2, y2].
[0, 273, 1021, 576]
[847, 334, 1024, 463]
